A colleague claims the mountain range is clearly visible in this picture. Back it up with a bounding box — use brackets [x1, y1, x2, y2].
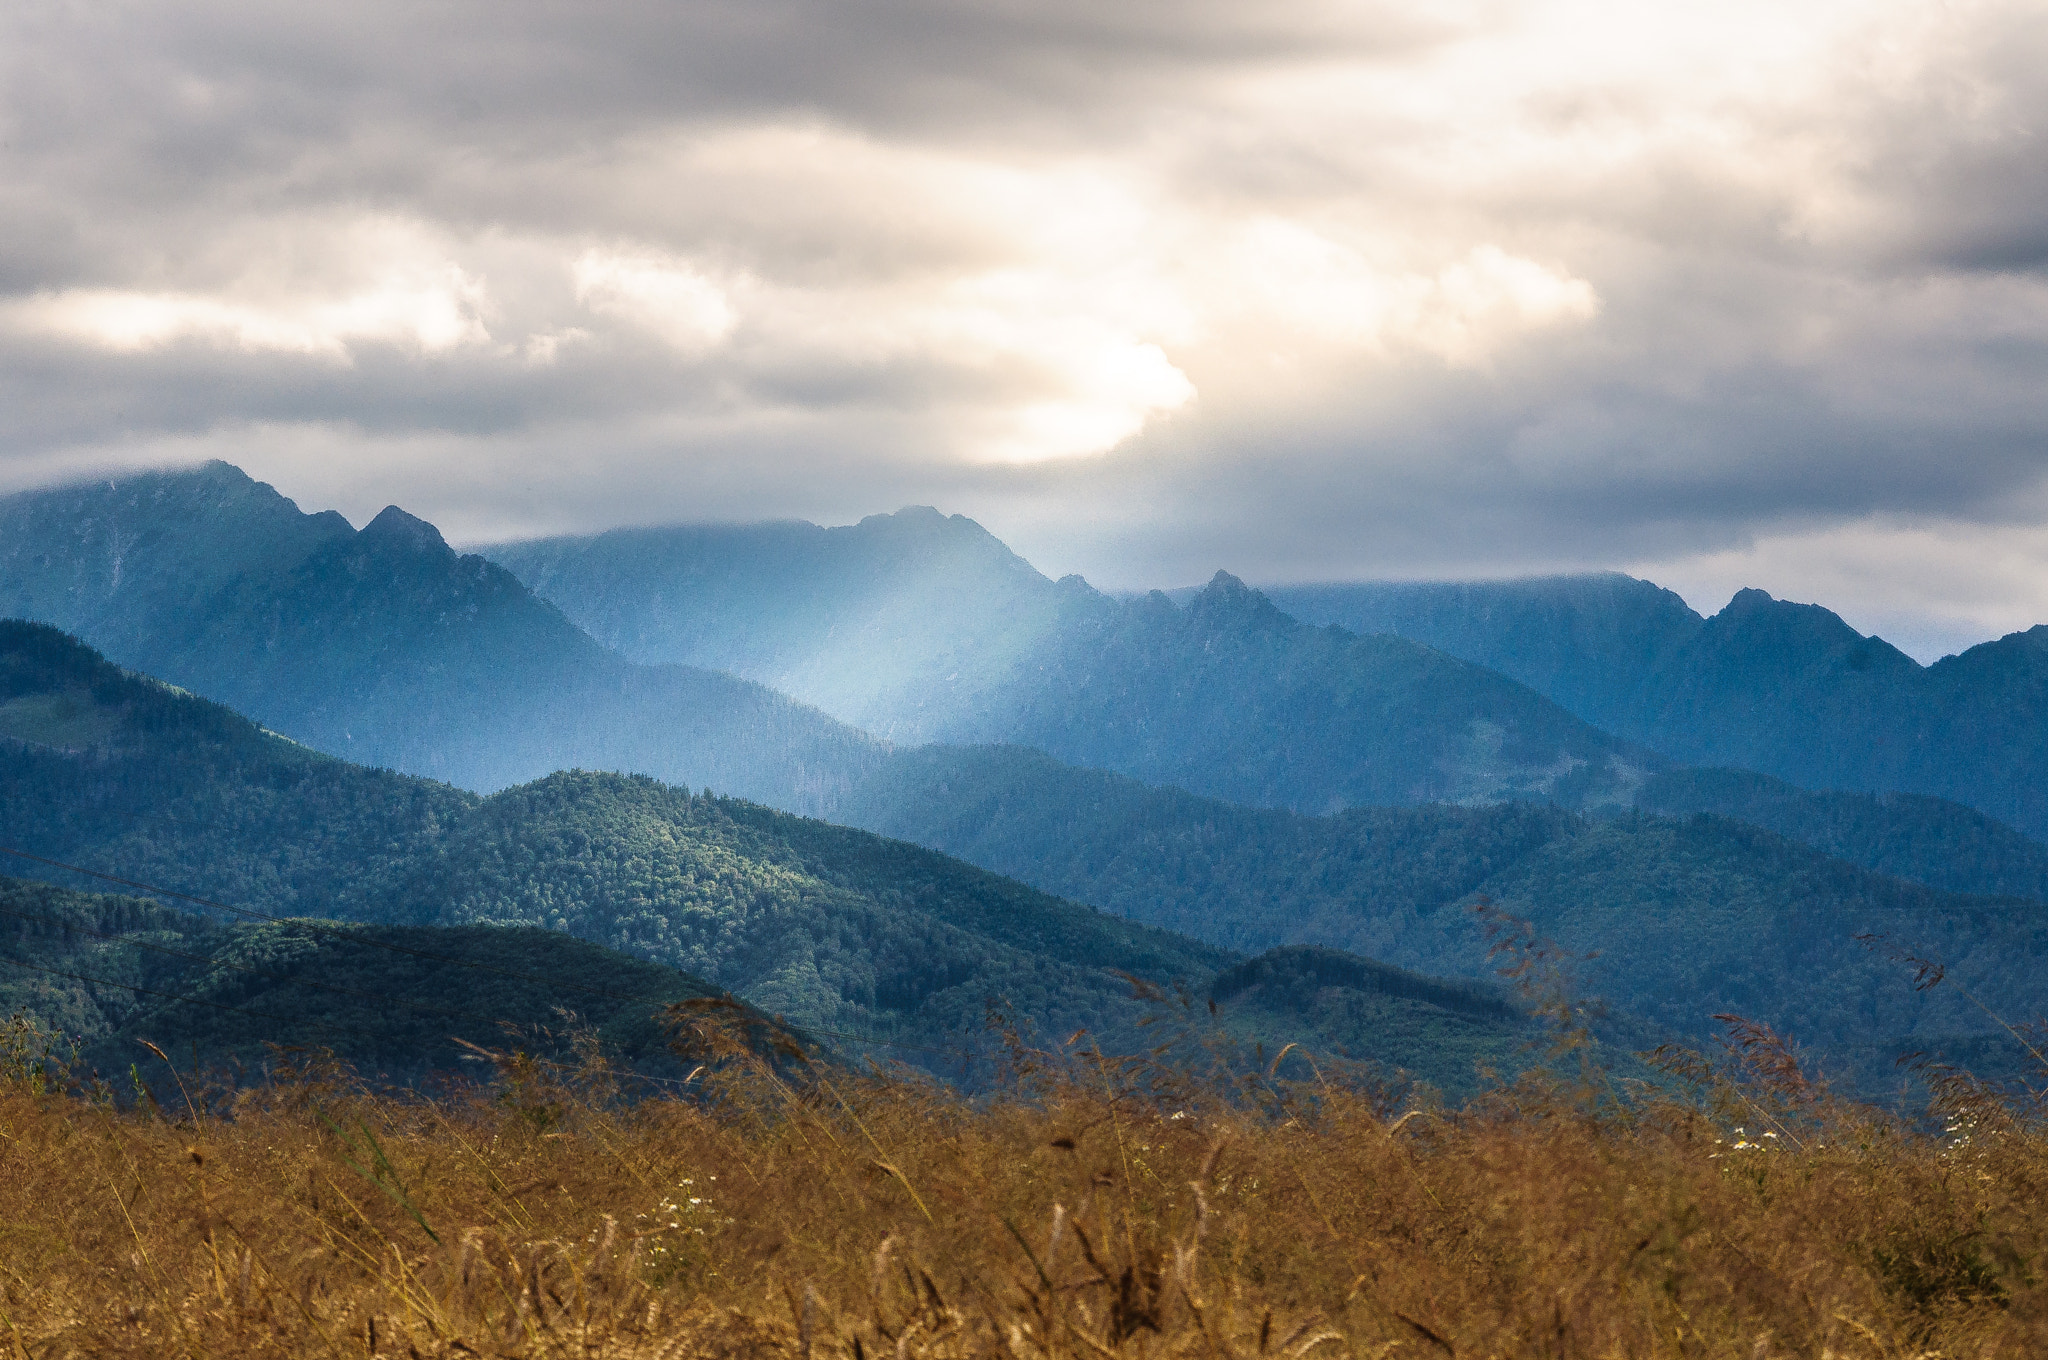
[1267, 577, 2048, 840]
[1, 461, 2045, 1095]
[0, 464, 876, 812]
[0, 620, 1533, 1093]
[490, 515, 1655, 812]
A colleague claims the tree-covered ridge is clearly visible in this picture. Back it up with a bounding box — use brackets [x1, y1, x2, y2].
[374, 769, 1233, 1050]
[0, 873, 749, 1081]
[1637, 767, 2048, 901]
[0, 623, 1530, 1091]
[843, 743, 1577, 957]
[1471, 814, 2048, 1083]
[843, 743, 2048, 1089]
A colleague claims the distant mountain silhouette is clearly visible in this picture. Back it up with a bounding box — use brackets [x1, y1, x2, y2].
[1268, 577, 2048, 839]
[490, 508, 1062, 743]
[491, 515, 1658, 813]
[0, 462, 878, 812]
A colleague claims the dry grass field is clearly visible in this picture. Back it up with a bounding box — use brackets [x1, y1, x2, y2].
[0, 1010, 2044, 1359]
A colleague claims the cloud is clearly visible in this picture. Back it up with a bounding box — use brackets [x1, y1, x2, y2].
[0, 0, 2046, 648]
[9, 269, 490, 359]
[572, 251, 734, 354]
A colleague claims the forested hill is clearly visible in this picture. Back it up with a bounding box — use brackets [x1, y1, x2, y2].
[1268, 576, 2048, 841]
[490, 509, 1657, 812]
[843, 743, 2048, 1089]
[0, 463, 879, 812]
[0, 622, 1531, 1090]
[1636, 768, 2048, 902]
[0, 875, 748, 1082]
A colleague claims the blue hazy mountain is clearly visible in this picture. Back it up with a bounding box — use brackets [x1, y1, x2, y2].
[0, 622, 1532, 1090]
[1267, 577, 2048, 840]
[1637, 767, 2048, 902]
[1261, 574, 1704, 729]
[491, 516, 1658, 812]
[488, 509, 1066, 744]
[0, 462, 879, 813]
[842, 742, 2048, 1089]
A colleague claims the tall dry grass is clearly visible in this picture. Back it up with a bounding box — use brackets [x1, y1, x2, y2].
[0, 1011, 2044, 1359]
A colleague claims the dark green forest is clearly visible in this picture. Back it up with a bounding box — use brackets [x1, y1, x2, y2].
[1637, 766, 2048, 901]
[0, 874, 745, 1083]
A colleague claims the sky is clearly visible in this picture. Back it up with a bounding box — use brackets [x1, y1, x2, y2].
[4, 0, 2047, 661]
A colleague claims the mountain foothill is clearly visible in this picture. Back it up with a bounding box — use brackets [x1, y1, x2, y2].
[0, 461, 2043, 1097]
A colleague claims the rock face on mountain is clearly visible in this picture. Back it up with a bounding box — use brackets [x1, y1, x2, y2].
[492, 515, 1658, 813]
[0, 463, 878, 811]
[1270, 575, 2048, 839]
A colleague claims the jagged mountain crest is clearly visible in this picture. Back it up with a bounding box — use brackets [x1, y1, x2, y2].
[1269, 573, 2048, 838]
[488, 511, 1659, 812]
[0, 467, 883, 811]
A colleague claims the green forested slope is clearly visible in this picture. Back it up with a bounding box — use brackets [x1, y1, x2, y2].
[845, 744, 1576, 957]
[844, 744, 2048, 1087]
[1638, 767, 2048, 901]
[0, 622, 1527, 1089]
[0, 874, 740, 1081]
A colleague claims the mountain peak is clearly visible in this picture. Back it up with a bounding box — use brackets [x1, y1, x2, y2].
[1188, 570, 1290, 631]
[359, 505, 451, 556]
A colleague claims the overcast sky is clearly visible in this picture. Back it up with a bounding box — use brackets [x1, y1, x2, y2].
[5, 0, 2047, 659]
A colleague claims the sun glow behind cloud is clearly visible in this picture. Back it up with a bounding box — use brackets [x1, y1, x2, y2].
[11, 268, 491, 360]
[1, 0, 2047, 642]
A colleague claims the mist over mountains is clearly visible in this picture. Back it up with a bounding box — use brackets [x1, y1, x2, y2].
[1, 460, 2044, 1093]
[492, 515, 1655, 812]
[0, 620, 1534, 1092]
